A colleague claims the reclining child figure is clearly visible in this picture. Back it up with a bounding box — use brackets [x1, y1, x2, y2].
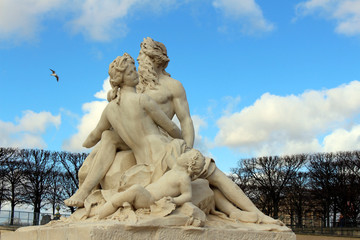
[97, 148, 206, 219]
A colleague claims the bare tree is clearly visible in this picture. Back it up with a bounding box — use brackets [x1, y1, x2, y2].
[55, 151, 87, 212]
[307, 152, 337, 227]
[45, 168, 64, 215]
[0, 155, 6, 210]
[21, 149, 56, 225]
[234, 154, 307, 219]
[0, 147, 18, 211]
[2, 153, 27, 225]
[56, 151, 86, 187]
[333, 151, 360, 227]
[58, 171, 78, 213]
[283, 171, 310, 227]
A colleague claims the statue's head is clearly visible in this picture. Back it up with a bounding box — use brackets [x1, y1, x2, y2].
[138, 37, 169, 68]
[107, 53, 137, 103]
[137, 37, 171, 93]
[108, 53, 136, 88]
[177, 149, 206, 179]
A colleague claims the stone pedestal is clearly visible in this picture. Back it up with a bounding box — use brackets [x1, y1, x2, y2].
[3, 178, 296, 240]
[2, 221, 296, 240]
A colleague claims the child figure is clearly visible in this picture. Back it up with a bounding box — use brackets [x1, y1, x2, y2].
[98, 148, 205, 219]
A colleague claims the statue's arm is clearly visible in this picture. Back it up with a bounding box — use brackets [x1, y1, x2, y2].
[172, 81, 195, 148]
[141, 94, 182, 139]
[83, 105, 112, 148]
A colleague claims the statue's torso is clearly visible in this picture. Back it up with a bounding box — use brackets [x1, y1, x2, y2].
[108, 93, 170, 164]
[142, 76, 176, 120]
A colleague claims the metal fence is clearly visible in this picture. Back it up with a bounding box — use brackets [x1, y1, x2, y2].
[0, 210, 70, 226]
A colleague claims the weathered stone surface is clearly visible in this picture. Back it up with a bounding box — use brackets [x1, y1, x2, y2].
[2, 221, 296, 240]
[100, 150, 136, 190]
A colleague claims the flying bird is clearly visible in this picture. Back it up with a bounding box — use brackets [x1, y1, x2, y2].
[50, 69, 59, 82]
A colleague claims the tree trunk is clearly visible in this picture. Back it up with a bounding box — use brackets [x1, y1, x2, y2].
[332, 204, 337, 227]
[10, 202, 15, 225]
[33, 204, 41, 225]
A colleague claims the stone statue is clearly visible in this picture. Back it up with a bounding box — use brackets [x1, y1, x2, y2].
[3, 38, 295, 240]
[66, 37, 281, 225]
[64, 38, 195, 208]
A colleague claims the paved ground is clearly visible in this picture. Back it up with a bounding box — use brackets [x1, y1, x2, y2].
[297, 234, 356, 239]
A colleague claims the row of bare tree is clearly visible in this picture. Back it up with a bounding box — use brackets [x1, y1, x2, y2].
[0, 147, 87, 225]
[1, 146, 359, 228]
[231, 151, 360, 228]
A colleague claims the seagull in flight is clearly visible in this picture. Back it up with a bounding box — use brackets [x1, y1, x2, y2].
[50, 69, 59, 82]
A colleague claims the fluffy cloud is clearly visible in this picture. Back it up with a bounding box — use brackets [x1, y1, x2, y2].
[212, 0, 274, 34]
[296, 0, 360, 36]
[0, 0, 273, 43]
[215, 81, 360, 156]
[63, 78, 110, 151]
[0, 0, 65, 41]
[68, 0, 137, 41]
[0, 110, 61, 149]
[190, 115, 211, 155]
[323, 125, 360, 152]
[0, 0, 181, 43]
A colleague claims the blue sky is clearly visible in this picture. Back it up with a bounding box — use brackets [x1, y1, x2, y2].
[1, 0, 360, 173]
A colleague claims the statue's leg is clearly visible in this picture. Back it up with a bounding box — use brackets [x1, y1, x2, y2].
[98, 184, 153, 219]
[65, 130, 123, 207]
[78, 144, 100, 188]
[207, 166, 283, 225]
[213, 188, 257, 223]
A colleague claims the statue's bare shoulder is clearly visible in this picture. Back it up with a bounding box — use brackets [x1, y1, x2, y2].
[161, 75, 186, 99]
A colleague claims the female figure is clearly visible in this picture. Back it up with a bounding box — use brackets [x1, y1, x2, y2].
[65, 53, 182, 207]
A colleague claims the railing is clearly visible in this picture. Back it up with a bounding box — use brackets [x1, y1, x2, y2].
[0, 210, 70, 226]
[280, 215, 360, 238]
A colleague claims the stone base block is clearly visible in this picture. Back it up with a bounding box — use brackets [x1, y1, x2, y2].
[3, 221, 296, 240]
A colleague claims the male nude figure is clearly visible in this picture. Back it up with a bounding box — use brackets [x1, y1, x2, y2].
[136, 38, 281, 224]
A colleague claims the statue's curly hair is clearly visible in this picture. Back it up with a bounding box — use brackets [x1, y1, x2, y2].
[107, 53, 135, 104]
[137, 37, 171, 93]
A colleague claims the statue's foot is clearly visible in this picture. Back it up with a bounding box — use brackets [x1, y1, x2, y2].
[64, 189, 88, 208]
[229, 210, 258, 223]
[257, 213, 284, 226]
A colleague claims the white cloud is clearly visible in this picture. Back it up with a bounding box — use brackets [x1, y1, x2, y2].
[192, 115, 212, 155]
[63, 78, 109, 151]
[323, 125, 360, 152]
[212, 0, 274, 34]
[67, 0, 136, 41]
[0, 0, 182, 43]
[0, 0, 65, 42]
[295, 0, 360, 36]
[66, 0, 184, 41]
[222, 96, 241, 115]
[94, 77, 112, 100]
[215, 81, 360, 156]
[0, 110, 61, 149]
[0, 0, 274, 43]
